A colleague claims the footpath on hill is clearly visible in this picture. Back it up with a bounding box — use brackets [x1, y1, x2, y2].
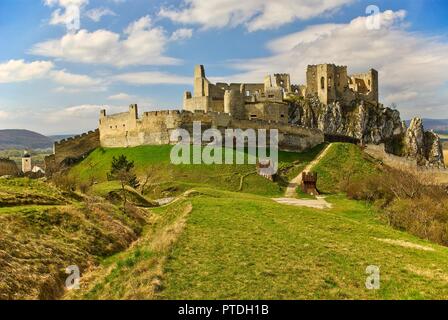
[273, 143, 333, 209]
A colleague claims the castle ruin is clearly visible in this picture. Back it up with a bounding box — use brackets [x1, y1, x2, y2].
[184, 64, 378, 118]
[98, 63, 378, 151]
[45, 63, 445, 172]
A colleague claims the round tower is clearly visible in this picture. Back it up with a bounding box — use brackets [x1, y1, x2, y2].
[224, 90, 235, 115]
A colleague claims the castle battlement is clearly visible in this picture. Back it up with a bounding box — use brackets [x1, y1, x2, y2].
[90, 64, 379, 157]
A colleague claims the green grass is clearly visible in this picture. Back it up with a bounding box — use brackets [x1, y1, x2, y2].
[0, 177, 68, 206]
[70, 144, 327, 198]
[0, 177, 150, 300]
[89, 181, 158, 207]
[313, 143, 379, 194]
[7, 142, 448, 300]
[296, 188, 317, 199]
[71, 188, 448, 300]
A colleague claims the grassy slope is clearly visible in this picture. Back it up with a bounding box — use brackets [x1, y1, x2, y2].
[0, 178, 68, 206]
[89, 181, 158, 207]
[70, 188, 448, 300]
[7, 143, 448, 300]
[70, 144, 326, 198]
[66, 143, 448, 300]
[0, 178, 148, 300]
[312, 143, 379, 194]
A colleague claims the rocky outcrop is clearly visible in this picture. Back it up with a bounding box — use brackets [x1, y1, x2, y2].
[404, 118, 445, 167]
[289, 98, 445, 168]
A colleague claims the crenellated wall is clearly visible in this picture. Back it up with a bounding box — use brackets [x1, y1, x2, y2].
[45, 129, 100, 173]
[99, 106, 324, 152]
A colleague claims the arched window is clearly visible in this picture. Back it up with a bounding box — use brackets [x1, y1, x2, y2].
[321, 77, 325, 90]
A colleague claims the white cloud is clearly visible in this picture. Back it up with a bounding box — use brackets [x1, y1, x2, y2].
[85, 7, 116, 22]
[113, 71, 191, 85]
[0, 60, 54, 83]
[0, 59, 108, 93]
[48, 104, 112, 122]
[224, 10, 448, 118]
[107, 93, 153, 107]
[159, 0, 353, 31]
[108, 93, 132, 101]
[30, 16, 180, 67]
[50, 70, 102, 87]
[170, 28, 193, 41]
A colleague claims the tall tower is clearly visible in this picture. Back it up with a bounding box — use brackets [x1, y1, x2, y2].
[22, 151, 32, 173]
[194, 64, 208, 97]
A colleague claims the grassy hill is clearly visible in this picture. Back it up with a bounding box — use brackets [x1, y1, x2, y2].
[67, 188, 448, 300]
[312, 143, 380, 194]
[4, 143, 448, 300]
[70, 144, 326, 198]
[0, 177, 149, 300]
[63, 143, 448, 300]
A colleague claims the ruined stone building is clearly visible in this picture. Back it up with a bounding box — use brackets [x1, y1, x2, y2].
[45, 63, 445, 172]
[306, 64, 378, 105]
[183, 64, 379, 120]
[183, 65, 290, 124]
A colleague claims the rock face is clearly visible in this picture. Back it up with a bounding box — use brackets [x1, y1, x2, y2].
[404, 118, 445, 167]
[289, 98, 445, 168]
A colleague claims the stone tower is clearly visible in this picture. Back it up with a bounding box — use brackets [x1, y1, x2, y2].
[306, 64, 348, 105]
[22, 151, 32, 173]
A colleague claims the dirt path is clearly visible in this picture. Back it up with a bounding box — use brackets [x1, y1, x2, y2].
[273, 143, 333, 210]
[284, 143, 333, 198]
[272, 197, 332, 209]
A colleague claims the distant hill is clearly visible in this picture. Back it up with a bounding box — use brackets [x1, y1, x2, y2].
[0, 130, 53, 150]
[405, 119, 448, 133]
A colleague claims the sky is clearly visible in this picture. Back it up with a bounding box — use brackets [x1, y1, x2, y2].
[0, 0, 447, 134]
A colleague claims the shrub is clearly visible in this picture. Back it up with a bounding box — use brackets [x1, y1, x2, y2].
[52, 173, 78, 192]
[79, 182, 90, 194]
[343, 165, 448, 246]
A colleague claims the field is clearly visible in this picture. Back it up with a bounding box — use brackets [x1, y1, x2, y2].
[70, 144, 326, 198]
[64, 143, 448, 300]
[67, 188, 448, 300]
[4, 143, 448, 300]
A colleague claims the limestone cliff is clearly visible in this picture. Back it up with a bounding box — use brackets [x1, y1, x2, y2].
[288, 97, 445, 167]
[404, 118, 445, 167]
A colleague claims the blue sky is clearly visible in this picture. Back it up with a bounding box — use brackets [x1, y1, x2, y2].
[0, 0, 447, 134]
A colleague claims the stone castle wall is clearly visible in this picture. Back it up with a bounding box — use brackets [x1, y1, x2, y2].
[0, 158, 20, 176]
[365, 144, 448, 184]
[99, 106, 324, 152]
[45, 129, 100, 173]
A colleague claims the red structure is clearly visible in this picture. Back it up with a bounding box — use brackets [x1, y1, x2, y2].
[301, 171, 319, 196]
